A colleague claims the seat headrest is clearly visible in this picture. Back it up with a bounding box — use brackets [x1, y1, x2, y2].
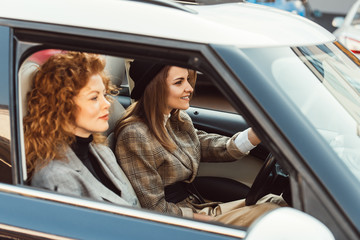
[106, 97, 125, 136]
[105, 56, 126, 87]
[106, 97, 126, 151]
[19, 61, 40, 118]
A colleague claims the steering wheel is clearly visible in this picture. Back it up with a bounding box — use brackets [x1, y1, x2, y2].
[245, 153, 285, 206]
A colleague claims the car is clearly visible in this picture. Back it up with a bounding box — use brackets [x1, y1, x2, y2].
[333, 0, 360, 57]
[0, 0, 359, 239]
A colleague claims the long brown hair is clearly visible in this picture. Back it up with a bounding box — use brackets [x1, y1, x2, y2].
[115, 66, 196, 151]
[24, 51, 112, 176]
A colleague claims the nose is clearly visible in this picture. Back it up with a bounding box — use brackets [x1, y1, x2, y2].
[102, 95, 111, 109]
[185, 80, 193, 93]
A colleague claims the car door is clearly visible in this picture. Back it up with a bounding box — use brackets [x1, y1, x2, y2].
[0, 183, 246, 240]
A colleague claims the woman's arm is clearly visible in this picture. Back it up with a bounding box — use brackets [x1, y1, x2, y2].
[197, 127, 261, 161]
[193, 213, 214, 221]
[248, 128, 261, 146]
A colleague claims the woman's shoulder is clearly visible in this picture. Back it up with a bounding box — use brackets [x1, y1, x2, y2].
[117, 121, 150, 138]
[31, 159, 75, 186]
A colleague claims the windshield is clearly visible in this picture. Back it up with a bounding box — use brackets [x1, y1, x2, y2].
[242, 43, 360, 183]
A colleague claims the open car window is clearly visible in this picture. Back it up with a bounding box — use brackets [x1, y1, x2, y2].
[16, 45, 258, 239]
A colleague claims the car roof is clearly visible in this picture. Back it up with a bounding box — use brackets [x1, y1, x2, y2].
[0, 0, 335, 47]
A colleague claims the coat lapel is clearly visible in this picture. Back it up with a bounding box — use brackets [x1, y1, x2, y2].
[89, 144, 140, 207]
[64, 146, 134, 206]
[166, 116, 200, 179]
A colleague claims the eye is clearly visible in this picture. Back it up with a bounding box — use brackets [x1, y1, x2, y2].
[175, 80, 183, 85]
[91, 96, 98, 101]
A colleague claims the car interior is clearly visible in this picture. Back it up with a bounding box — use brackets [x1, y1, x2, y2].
[15, 47, 291, 223]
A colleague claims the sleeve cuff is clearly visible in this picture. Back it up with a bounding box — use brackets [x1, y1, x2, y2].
[234, 128, 256, 154]
[180, 207, 194, 218]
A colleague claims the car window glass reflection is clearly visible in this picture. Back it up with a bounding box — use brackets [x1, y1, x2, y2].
[242, 45, 360, 183]
[191, 72, 236, 113]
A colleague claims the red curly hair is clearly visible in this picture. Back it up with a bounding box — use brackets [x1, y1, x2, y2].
[23, 51, 112, 176]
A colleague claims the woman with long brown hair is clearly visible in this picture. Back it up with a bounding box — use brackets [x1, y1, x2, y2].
[115, 60, 284, 227]
[24, 51, 139, 207]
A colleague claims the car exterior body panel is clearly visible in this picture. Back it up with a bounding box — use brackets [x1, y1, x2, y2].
[0, 184, 246, 240]
[0, 0, 334, 47]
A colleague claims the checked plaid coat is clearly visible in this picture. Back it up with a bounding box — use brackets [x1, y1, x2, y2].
[115, 111, 247, 218]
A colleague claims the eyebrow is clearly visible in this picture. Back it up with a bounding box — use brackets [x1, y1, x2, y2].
[84, 89, 100, 95]
[80, 89, 105, 97]
[84, 86, 106, 93]
[172, 76, 187, 82]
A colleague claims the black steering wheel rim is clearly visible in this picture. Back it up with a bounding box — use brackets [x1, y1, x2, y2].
[245, 153, 276, 206]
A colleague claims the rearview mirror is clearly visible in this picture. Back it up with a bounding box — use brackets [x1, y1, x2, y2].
[245, 207, 334, 240]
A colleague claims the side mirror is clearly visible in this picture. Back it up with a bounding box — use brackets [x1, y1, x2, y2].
[245, 207, 334, 240]
[332, 16, 345, 28]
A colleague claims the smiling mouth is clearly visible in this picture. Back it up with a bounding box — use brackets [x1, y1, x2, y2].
[180, 96, 190, 100]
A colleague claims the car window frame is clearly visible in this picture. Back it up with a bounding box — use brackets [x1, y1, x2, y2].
[5, 19, 252, 239]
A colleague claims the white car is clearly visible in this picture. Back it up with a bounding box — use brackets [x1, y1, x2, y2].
[0, 0, 359, 239]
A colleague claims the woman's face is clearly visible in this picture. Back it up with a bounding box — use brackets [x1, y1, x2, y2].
[72, 74, 110, 137]
[165, 66, 193, 114]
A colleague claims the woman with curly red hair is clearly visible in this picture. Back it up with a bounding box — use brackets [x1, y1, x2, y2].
[24, 51, 139, 207]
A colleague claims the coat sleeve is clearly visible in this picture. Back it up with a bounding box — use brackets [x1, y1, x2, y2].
[180, 111, 247, 162]
[115, 124, 194, 218]
[196, 130, 248, 161]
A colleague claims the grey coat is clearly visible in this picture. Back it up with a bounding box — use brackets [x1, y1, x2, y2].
[31, 143, 140, 208]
